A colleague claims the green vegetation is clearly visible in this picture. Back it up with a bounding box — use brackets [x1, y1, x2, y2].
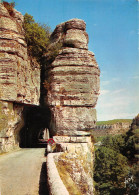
[2, 1, 15, 17]
[23, 13, 62, 64]
[43, 41, 63, 63]
[94, 115, 139, 194]
[95, 136, 108, 142]
[101, 134, 126, 154]
[96, 119, 132, 126]
[124, 114, 139, 160]
[23, 13, 51, 62]
[94, 146, 129, 195]
[2, 2, 62, 64]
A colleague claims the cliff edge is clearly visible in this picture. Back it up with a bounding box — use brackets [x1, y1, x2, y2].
[0, 3, 40, 152]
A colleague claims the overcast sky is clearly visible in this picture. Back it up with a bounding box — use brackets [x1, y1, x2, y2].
[7, 0, 139, 121]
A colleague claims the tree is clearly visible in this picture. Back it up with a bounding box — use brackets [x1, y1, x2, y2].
[94, 146, 129, 195]
[94, 115, 139, 194]
[23, 13, 62, 64]
[23, 13, 51, 62]
[2, 1, 15, 17]
[124, 114, 139, 160]
[102, 134, 126, 154]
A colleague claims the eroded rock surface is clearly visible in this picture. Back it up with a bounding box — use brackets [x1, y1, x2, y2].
[45, 20, 100, 194]
[0, 3, 40, 152]
[0, 3, 40, 105]
[44, 19, 100, 136]
[93, 122, 131, 137]
[0, 100, 24, 152]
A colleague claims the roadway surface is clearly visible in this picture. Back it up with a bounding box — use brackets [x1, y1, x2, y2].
[0, 148, 48, 195]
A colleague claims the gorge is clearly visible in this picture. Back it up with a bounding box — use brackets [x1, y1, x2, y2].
[0, 2, 100, 194]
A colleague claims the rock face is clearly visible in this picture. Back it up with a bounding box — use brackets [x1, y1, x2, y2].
[0, 101, 24, 152]
[44, 19, 100, 194]
[92, 122, 131, 137]
[0, 3, 40, 105]
[0, 7, 100, 193]
[0, 3, 40, 152]
[44, 19, 100, 136]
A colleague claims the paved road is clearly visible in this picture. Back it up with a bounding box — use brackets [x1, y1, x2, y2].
[0, 148, 48, 195]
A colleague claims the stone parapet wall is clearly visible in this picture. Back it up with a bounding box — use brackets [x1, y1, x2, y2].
[51, 135, 94, 194]
[47, 153, 69, 195]
[53, 135, 91, 143]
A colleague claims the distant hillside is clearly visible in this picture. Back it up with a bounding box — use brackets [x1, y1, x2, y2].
[96, 119, 132, 125]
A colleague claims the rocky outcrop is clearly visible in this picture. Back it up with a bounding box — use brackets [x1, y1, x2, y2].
[92, 122, 131, 137]
[0, 3, 40, 105]
[0, 3, 40, 152]
[0, 6, 100, 192]
[44, 19, 100, 136]
[0, 101, 24, 152]
[44, 19, 100, 194]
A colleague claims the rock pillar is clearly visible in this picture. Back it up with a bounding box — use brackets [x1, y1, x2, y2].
[44, 19, 100, 136]
[44, 19, 100, 193]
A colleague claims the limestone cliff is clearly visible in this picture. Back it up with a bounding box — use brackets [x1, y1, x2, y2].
[0, 3, 40, 105]
[0, 5, 100, 193]
[93, 122, 131, 137]
[0, 101, 24, 152]
[0, 3, 40, 152]
[44, 19, 100, 194]
[43, 19, 100, 136]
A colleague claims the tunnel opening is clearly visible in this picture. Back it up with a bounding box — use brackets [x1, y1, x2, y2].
[19, 105, 51, 148]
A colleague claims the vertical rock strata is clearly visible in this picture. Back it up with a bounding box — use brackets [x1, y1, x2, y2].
[0, 4, 40, 152]
[45, 19, 100, 136]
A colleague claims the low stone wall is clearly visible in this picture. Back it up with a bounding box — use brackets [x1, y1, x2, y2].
[47, 153, 69, 195]
[48, 136, 94, 194]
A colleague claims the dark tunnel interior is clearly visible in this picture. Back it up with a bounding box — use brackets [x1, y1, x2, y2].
[19, 105, 51, 148]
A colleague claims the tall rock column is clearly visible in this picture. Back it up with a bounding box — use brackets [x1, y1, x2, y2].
[44, 19, 100, 136]
[44, 19, 100, 194]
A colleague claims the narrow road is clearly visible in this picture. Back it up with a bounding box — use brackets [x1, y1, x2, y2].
[0, 148, 48, 195]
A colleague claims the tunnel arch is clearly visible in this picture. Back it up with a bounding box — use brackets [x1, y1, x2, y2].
[19, 105, 51, 148]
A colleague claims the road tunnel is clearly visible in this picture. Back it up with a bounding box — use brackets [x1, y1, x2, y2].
[19, 105, 51, 148]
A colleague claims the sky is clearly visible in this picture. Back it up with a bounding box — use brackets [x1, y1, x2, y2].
[5, 0, 139, 121]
